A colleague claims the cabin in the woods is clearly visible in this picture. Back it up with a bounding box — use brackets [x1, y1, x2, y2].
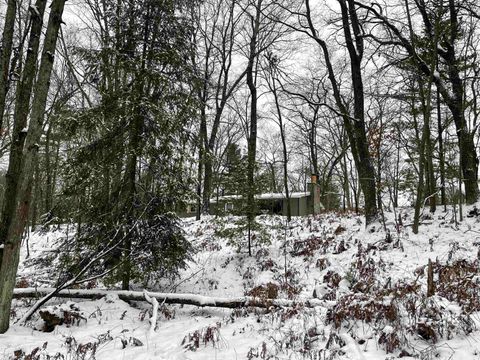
[182, 175, 323, 217]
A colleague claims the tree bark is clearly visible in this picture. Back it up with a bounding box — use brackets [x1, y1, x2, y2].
[0, 0, 66, 334]
[0, 0, 17, 132]
[425, 118, 436, 213]
[246, 0, 263, 255]
[0, 0, 48, 261]
[305, 0, 377, 223]
[268, 68, 291, 221]
[437, 89, 446, 210]
[443, 0, 478, 204]
[13, 287, 333, 311]
[413, 78, 430, 234]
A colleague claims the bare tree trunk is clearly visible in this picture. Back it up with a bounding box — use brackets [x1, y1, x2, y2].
[413, 79, 429, 234]
[0, 0, 66, 333]
[425, 120, 436, 213]
[267, 65, 291, 221]
[196, 141, 203, 220]
[304, 0, 377, 224]
[445, 0, 477, 204]
[0, 0, 17, 131]
[0, 0, 48, 257]
[120, 1, 150, 290]
[341, 0, 378, 224]
[30, 161, 41, 229]
[45, 122, 54, 214]
[246, 0, 262, 256]
[13, 287, 333, 314]
[437, 89, 446, 210]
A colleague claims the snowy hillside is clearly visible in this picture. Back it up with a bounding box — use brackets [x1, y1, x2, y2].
[1, 208, 480, 360]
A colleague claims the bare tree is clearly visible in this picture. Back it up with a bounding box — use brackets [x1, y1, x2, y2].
[194, 0, 248, 215]
[355, 0, 480, 204]
[0, 0, 67, 333]
[277, 0, 378, 224]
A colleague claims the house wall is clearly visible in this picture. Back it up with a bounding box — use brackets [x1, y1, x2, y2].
[283, 197, 309, 216]
[299, 197, 309, 216]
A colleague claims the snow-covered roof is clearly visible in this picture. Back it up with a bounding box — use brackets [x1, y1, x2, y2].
[210, 192, 310, 203]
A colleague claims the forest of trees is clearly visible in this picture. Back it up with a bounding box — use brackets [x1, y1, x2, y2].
[0, 0, 480, 333]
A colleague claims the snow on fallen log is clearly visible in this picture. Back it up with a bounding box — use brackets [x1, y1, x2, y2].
[13, 287, 333, 310]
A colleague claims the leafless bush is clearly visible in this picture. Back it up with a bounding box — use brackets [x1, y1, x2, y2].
[182, 322, 224, 351]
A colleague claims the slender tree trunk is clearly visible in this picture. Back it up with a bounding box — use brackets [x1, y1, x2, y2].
[0, 0, 66, 333]
[0, 0, 17, 131]
[310, 112, 318, 176]
[31, 161, 41, 228]
[196, 123, 205, 220]
[270, 73, 291, 221]
[0, 0, 47, 266]
[45, 122, 53, 213]
[437, 89, 446, 210]
[120, 103, 144, 290]
[394, 136, 400, 208]
[425, 119, 436, 213]
[245, 0, 262, 256]
[120, 1, 150, 290]
[413, 94, 427, 234]
[413, 75, 434, 234]
[203, 149, 213, 213]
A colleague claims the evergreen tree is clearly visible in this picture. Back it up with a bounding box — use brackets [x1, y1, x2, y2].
[57, 0, 199, 290]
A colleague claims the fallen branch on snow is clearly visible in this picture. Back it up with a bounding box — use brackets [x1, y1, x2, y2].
[13, 287, 333, 311]
[144, 290, 159, 336]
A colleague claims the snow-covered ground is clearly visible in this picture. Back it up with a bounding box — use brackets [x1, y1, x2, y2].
[2, 207, 480, 359]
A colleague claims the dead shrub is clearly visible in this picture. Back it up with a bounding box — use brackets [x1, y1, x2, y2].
[315, 257, 330, 270]
[38, 302, 86, 332]
[182, 322, 223, 351]
[256, 248, 269, 259]
[415, 322, 437, 342]
[291, 236, 331, 257]
[247, 282, 279, 300]
[159, 304, 175, 320]
[333, 239, 347, 254]
[434, 259, 480, 313]
[259, 258, 276, 271]
[12, 342, 62, 360]
[199, 238, 222, 252]
[325, 332, 346, 350]
[334, 225, 346, 235]
[378, 327, 401, 353]
[15, 278, 30, 288]
[323, 271, 341, 288]
[63, 336, 98, 360]
[280, 282, 301, 299]
[327, 294, 398, 328]
[243, 266, 255, 279]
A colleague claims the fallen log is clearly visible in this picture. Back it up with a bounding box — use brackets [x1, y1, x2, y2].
[13, 287, 332, 310]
